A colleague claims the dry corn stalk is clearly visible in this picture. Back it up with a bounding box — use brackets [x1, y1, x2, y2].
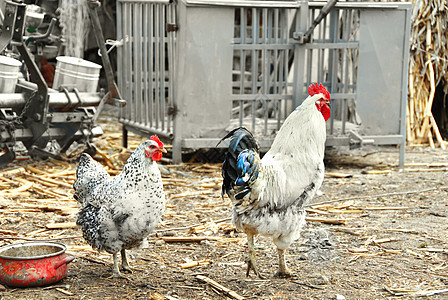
[408, 0, 448, 148]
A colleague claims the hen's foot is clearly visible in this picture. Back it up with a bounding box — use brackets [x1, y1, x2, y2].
[111, 270, 126, 279]
[120, 265, 133, 274]
[120, 249, 133, 273]
[274, 268, 293, 278]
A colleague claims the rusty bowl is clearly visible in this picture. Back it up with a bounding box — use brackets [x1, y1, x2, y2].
[0, 241, 74, 287]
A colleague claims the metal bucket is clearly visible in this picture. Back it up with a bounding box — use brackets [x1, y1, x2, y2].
[53, 56, 102, 92]
[0, 241, 75, 287]
[0, 56, 22, 93]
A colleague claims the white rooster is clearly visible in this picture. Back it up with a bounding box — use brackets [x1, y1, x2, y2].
[74, 136, 167, 278]
[219, 83, 331, 278]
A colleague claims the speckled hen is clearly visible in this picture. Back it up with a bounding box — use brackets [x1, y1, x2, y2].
[219, 83, 331, 278]
[73, 136, 166, 277]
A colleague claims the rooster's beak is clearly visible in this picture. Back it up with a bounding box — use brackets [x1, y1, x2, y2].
[160, 147, 167, 153]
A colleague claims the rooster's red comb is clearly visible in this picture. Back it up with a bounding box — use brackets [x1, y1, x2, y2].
[308, 83, 330, 101]
[150, 135, 164, 148]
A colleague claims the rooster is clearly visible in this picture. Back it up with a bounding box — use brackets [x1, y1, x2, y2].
[219, 83, 331, 278]
[74, 136, 167, 278]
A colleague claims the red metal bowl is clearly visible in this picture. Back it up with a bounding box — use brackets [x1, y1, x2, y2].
[0, 241, 74, 287]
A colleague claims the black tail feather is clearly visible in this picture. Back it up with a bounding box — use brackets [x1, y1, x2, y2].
[219, 127, 259, 198]
[217, 127, 259, 153]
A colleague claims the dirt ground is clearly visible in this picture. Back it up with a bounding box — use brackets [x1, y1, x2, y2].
[1, 119, 448, 299]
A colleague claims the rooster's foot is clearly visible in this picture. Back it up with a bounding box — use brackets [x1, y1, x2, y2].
[245, 257, 266, 279]
[274, 268, 293, 278]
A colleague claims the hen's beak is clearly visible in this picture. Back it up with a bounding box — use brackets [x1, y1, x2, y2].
[160, 147, 167, 153]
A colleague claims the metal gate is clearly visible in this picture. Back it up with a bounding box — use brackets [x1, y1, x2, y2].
[116, 1, 411, 165]
[117, 0, 176, 139]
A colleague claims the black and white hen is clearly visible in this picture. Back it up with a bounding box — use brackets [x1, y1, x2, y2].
[74, 136, 166, 277]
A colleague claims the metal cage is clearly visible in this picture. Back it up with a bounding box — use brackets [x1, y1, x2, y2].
[116, 0, 411, 165]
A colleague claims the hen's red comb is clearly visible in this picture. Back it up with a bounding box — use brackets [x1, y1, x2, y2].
[150, 135, 164, 148]
[308, 83, 330, 101]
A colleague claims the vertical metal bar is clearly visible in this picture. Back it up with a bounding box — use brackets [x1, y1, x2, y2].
[117, 0, 123, 116]
[262, 8, 269, 135]
[277, 97, 281, 129]
[317, 9, 326, 84]
[251, 7, 258, 132]
[262, 8, 268, 44]
[306, 9, 315, 85]
[149, 3, 154, 128]
[239, 8, 245, 126]
[306, 48, 313, 87]
[264, 96, 268, 135]
[273, 9, 279, 95]
[157, 3, 163, 129]
[135, 3, 143, 125]
[284, 9, 289, 94]
[117, 0, 128, 146]
[316, 9, 321, 83]
[338, 9, 347, 134]
[262, 10, 268, 89]
[279, 10, 285, 95]
[130, 3, 136, 122]
[292, 1, 308, 109]
[239, 102, 244, 127]
[399, 6, 411, 167]
[160, 3, 166, 131]
[267, 9, 272, 134]
[122, 126, 128, 148]
[123, 3, 131, 121]
[272, 8, 279, 130]
[154, 3, 160, 129]
[167, 3, 175, 134]
[328, 9, 338, 135]
[278, 9, 286, 130]
[143, 3, 149, 127]
[342, 8, 352, 134]
[351, 9, 358, 125]
[129, 3, 136, 121]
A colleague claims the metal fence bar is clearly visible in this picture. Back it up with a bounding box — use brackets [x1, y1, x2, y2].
[124, 3, 132, 121]
[135, 3, 143, 125]
[117, 0, 123, 115]
[251, 7, 258, 131]
[154, 5, 160, 130]
[142, 4, 149, 127]
[148, 3, 154, 128]
[166, 3, 176, 133]
[161, 4, 167, 132]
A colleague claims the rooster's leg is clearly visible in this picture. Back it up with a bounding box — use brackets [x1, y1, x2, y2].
[120, 249, 133, 273]
[246, 233, 265, 279]
[274, 248, 293, 278]
[112, 252, 123, 278]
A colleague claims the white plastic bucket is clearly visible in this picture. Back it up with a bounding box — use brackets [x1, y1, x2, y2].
[0, 56, 22, 93]
[53, 56, 102, 92]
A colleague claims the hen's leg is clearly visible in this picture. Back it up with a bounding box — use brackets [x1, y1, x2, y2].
[120, 249, 133, 273]
[274, 248, 293, 278]
[112, 252, 123, 278]
[246, 233, 265, 279]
